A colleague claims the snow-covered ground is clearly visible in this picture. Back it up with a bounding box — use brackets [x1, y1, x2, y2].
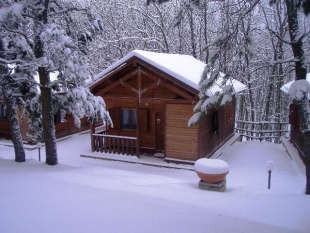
[0, 133, 309, 233]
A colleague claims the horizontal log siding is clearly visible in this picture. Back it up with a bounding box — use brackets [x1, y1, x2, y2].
[165, 104, 199, 161]
[0, 113, 29, 141]
[0, 119, 10, 137]
[153, 85, 176, 99]
[108, 85, 136, 97]
[55, 117, 90, 138]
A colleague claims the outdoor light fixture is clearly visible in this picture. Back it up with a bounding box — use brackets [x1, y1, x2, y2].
[267, 160, 274, 189]
[37, 142, 42, 161]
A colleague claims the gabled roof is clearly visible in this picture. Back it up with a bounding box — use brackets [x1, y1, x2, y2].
[93, 50, 246, 96]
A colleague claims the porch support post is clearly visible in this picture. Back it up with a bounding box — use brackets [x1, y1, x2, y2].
[136, 72, 142, 158]
[90, 122, 95, 152]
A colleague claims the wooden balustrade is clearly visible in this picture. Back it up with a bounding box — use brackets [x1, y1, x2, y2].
[235, 120, 289, 143]
[92, 133, 139, 157]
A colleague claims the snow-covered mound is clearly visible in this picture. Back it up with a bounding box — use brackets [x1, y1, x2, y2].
[194, 158, 229, 174]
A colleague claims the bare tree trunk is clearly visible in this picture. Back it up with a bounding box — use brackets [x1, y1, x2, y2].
[187, 8, 196, 58]
[33, 0, 58, 165]
[38, 67, 58, 165]
[203, 0, 209, 63]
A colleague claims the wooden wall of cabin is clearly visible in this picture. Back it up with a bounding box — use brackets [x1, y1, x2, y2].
[165, 103, 199, 161]
[55, 116, 90, 138]
[20, 112, 90, 142]
[0, 111, 32, 142]
[198, 101, 235, 158]
[97, 73, 183, 152]
[0, 107, 90, 142]
[289, 102, 306, 160]
[0, 119, 10, 138]
[106, 98, 165, 151]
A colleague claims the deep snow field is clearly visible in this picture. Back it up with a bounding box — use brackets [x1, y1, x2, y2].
[0, 133, 309, 233]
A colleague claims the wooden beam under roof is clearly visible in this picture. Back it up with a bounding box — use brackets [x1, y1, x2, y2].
[145, 72, 195, 101]
[94, 70, 136, 96]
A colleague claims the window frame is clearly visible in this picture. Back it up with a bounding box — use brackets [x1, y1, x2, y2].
[121, 108, 137, 131]
[0, 103, 7, 119]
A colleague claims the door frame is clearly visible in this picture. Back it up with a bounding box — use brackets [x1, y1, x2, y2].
[155, 112, 164, 152]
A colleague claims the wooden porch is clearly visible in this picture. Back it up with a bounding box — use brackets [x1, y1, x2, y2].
[91, 133, 139, 157]
[235, 120, 289, 143]
[90, 123, 140, 157]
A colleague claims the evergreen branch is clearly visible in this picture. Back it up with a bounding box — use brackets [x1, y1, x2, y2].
[0, 58, 26, 65]
[1, 25, 34, 49]
[13, 77, 42, 88]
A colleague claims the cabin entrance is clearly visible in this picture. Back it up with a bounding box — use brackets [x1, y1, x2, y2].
[155, 112, 164, 151]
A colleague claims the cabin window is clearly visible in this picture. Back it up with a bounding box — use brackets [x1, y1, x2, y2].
[0, 103, 6, 119]
[54, 110, 67, 124]
[121, 109, 137, 130]
[60, 111, 67, 122]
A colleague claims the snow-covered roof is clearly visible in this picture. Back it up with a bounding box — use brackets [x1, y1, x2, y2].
[93, 50, 247, 96]
[280, 73, 310, 94]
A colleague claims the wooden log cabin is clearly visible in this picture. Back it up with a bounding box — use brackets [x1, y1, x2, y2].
[281, 74, 310, 162]
[90, 50, 246, 163]
[0, 98, 90, 142]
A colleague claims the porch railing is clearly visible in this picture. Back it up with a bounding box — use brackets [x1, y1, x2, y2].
[92, 134, 139, 157]
[235, 120, 289, 143]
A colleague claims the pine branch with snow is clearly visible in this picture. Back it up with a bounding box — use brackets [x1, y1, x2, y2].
[189, 66, 235, 126]
[0, 0, 111, 164]
[289, 80, 310, 132]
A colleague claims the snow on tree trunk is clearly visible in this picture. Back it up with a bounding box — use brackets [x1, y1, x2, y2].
[3, 82, 26, 163]
[0, 64, 26, 163]
[34, 3, 58, 166]
[39, 70, 58, 165]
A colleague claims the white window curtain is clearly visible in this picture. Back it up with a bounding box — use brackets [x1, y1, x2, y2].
[0, 103, 6, 119]
[121, 109, 130, 129]
[131, 109, 137, 129]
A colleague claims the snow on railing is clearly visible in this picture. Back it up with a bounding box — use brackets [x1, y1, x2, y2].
[92, 133, 139, 157]
[235, 120, 289, 143]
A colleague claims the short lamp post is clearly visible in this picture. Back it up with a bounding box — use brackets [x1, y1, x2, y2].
[37, 142, 42, 161]
[267, 160, 274, 189]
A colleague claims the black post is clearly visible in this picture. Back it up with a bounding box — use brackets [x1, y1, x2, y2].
[38, 147, 41, 161]
[268, 170, 272, 189]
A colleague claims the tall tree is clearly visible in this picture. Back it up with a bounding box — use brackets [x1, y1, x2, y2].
[281, 0, 310, 194]
[0, 64, 26, 162]
[0, 0, 111, 165]
[148, 0, 310, 193]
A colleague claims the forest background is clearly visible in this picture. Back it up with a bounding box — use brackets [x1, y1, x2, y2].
[87, 0, 309, 124]
[0, 0, 309, 191]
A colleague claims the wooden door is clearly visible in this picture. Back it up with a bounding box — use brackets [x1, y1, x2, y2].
[155, 112, 164, 151]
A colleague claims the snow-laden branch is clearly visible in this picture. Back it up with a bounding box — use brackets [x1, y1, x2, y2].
[1, 25, 34, 49]
[289, 79, 310, 100]
[104, 36, 161, 44]
[0, 58, 26, 65]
